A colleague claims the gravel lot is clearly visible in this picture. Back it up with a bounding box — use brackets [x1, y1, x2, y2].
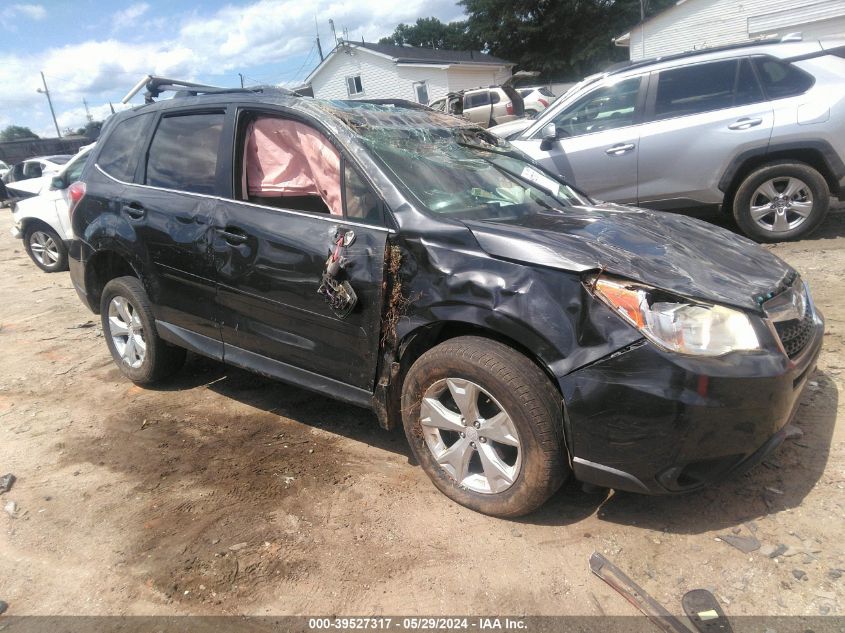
[0, 208, 843, 618]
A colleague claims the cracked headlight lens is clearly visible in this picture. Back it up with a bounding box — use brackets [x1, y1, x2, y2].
[591, 276, 760, 356]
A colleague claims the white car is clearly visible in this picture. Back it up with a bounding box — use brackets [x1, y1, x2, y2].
[516, 86, 555, 117]
[0, 160, 9, 178]
[11, 147, 92, 272]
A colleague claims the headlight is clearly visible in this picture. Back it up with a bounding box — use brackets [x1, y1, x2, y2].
[590, 276, 760, 356]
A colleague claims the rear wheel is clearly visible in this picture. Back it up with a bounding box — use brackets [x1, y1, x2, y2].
[24, 225, 67, 272]
[401, 336, 567, 517]
[733, 161, 829, 242]
[100, 276, 186, 384]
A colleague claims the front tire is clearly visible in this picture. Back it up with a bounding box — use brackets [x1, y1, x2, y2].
[100, 276, 186, 384]
[401, 336, 567, 517]
[733, 161, 829, 242]
[24, 225, 67, 272]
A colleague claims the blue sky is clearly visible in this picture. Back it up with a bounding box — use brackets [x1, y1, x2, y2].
[0, 0, 465, 137]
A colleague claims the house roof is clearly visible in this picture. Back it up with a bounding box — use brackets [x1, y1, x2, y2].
[353, 41, 510, 65]
[304, 40, 512, 85]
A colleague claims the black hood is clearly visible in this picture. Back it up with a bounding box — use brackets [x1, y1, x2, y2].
[465, 204, 795, 313]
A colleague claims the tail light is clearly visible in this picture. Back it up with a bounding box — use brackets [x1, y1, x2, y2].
[538, 98, 549, 107]
[506, 101, 513, 115]
[68, 181, 86, 219]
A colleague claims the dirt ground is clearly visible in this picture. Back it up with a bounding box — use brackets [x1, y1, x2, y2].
[0, 208, 843, 618]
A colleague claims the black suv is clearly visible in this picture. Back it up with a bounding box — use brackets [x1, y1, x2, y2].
[69, 79, 824, 517]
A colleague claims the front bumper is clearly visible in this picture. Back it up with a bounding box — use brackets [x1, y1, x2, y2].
[559, 309, 824, 494]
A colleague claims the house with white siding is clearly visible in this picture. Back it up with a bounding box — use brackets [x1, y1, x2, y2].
[304, 41, 513, 104]
[614, 0, 845, 61]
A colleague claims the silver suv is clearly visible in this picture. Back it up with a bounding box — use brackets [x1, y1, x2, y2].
[494, 38, 845, 242]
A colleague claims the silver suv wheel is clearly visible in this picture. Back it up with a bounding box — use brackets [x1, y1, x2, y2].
[420, 377, 521, 494]
[750, 176, 813, 233]
[29, 231, 60, 266]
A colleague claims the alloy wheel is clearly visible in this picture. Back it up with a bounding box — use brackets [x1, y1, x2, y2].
[108, 296, 146, 369]
[419, 377, 521, 494]
[750, 177, 814, 233]
[29, 231, 60, 267]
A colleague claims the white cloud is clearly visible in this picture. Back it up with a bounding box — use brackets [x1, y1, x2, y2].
[3, 3, 46, 20]
[111, 3, 151, 31]
[1, 0, 466, 134]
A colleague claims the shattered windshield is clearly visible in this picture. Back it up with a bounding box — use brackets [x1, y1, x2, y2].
[359, 126, 588, 220]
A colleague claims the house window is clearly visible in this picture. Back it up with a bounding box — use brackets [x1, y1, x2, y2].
[414, 81, 429, 104]
[346, 75, 364, 96]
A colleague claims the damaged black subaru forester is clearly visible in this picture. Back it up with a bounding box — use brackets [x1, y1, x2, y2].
[68, 79, 824, 517]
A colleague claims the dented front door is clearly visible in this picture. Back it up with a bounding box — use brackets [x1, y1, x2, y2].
[212, 201, 388, 391]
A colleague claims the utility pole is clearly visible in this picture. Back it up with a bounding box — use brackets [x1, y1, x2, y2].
[315, 16, 324, 61]
[640, 0, 647, 59]
[329, 19, 337, 47]
[37, 71, 61, 138]
[238, 73, 244, 88]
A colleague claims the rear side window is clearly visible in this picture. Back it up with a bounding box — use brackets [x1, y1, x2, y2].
[465, 92, 491, 108]
[97, 113, 153, 182]
[654, 60, 737, 119]
[146, 112, 225, 195]
[753, 57, 814, 99]
[23, 162, 43, 178]
[65, 153, 89, 182]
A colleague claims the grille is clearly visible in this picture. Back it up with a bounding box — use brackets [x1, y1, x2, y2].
[774, 312, 814, 358]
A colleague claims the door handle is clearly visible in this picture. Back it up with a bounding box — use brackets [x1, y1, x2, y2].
[215, 226, 249, 245]
[728, 117, 763, 130]
[121, 202, 145, 220]
[605, 143, 636, 156]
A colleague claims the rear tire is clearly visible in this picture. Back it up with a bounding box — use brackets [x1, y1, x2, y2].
[733, 161, 829, 242]
[100, 276, 186, 385]
[401, 336, 567, 517]
[24, 225, 67, 272]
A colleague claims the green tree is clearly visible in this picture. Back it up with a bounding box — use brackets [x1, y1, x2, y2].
[379, 17, 478, 50]
[0, 125, 39, 141]
[458, 0, 675, 80]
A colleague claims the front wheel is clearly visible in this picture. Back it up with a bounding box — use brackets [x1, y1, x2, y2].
[100, 276, 186, 384]
[401, 336, 567, 517]
[733, 162, 829, 242]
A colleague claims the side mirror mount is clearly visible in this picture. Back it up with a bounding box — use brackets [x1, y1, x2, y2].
[49, 175, 66, 191]
[540, 122, 558, 151]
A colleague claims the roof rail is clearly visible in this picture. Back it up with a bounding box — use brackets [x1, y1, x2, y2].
[606, 36, 789, 76]
[121, 75, 292, 104]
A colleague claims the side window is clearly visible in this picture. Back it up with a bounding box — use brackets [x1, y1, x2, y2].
[753, 57, 814, 100]
[490, 91, 501, 104]
[552, 76, 641, 136]
[65, 153, 89, 183]
[734, 58, 764, 107]
[23, 162, 43, 178]
[344, 161, 385, 226]
[240, 116, 343, 217]
[97, 113, 153, 182]
[465, 92, 491, 108]
[146, 112, 224, 195]
[653, 60, 737, 120]
[346, 75, 364, 96]
[414, 81, 429, 105]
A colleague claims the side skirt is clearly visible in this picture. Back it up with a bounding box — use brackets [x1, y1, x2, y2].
[156, 320, 374, 410]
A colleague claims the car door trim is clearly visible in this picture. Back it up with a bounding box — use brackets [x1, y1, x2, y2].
[94, 164, 395, 234]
